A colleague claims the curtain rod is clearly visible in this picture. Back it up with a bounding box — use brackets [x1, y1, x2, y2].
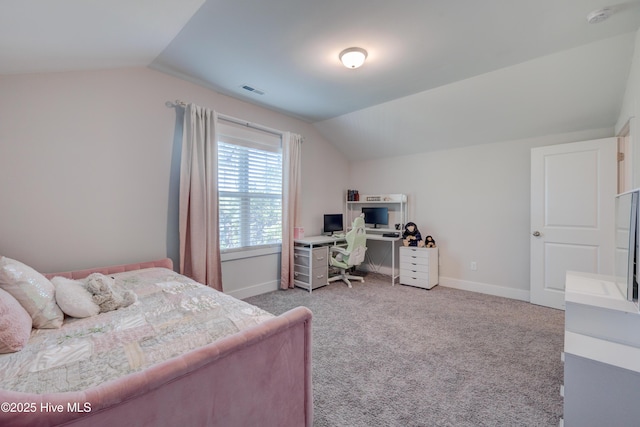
[167, 99, 284, 137]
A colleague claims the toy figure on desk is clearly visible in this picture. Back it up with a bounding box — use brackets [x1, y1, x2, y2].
[402, 222, 424, 247]
[424, 235, 436, 248]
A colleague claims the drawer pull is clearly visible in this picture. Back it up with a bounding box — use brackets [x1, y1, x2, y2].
[317, 256, 325, 261]
[316, 274, 325, 279]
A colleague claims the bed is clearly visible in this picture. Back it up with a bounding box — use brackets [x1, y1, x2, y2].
[0, 257, 313, 427]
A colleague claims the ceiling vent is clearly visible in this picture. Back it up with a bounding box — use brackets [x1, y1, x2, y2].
[241, 85, 265, 95]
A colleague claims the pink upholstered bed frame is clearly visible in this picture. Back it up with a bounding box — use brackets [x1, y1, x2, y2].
[0, 258, 313, 427]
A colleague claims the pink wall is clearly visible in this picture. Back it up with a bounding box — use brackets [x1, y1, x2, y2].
[0, 67, 347, 295]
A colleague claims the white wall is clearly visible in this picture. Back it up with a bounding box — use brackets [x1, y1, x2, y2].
[349, 127, 613, 300]
[3, 24, 637, 302]
[0, 67, 347, 298]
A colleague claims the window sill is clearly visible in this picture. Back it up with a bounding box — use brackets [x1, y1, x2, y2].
[221, 245, 281, 262]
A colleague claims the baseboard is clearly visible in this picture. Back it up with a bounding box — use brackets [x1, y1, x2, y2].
[438, 276, 530, 302]
[357, 268, 530, 303]
[226, 279, 279, 300]
[231, 275, 531, 303]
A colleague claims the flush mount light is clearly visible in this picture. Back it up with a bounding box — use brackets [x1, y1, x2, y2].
[587, 8, 612, 24]
[339, 47, 368, 69]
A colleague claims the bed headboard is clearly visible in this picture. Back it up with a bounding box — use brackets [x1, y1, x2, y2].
[44, 258, 174, 280]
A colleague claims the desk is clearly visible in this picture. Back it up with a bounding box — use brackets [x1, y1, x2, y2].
[362, 234, 402, 286]
[293, 234, 401, 290]
[294, 235, 345, 247]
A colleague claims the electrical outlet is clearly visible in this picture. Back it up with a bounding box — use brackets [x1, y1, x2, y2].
[471, 261, 477, 271]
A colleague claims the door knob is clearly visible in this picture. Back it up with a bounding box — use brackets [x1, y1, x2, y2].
[532, 231, 541, 237]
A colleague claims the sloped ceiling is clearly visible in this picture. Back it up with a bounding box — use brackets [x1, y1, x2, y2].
[2, 1, 640, 160]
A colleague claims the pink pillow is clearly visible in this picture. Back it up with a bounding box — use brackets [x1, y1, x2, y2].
[0, 288, 32, 353]
[0, 256, 64, 329]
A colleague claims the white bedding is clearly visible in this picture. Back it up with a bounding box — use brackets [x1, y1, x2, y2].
[0, 268, 274, 393]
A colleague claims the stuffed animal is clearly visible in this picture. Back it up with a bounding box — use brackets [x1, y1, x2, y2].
[85, 273, 137, 313]
[424, 235, 436, 248]
[402, 222, 424, 247]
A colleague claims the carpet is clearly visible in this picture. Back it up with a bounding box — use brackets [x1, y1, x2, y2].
[244, 273, 565, 427]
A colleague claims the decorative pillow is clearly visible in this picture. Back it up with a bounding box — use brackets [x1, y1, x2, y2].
[52, 276, 100, 318]
[0, 256, 64, 329]
[0, 288, 32, 353]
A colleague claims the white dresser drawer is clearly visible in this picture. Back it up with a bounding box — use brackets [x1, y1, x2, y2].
[400, 275, 431, 289]
[400, 247, 430, 259]
[399, 268, 430, 281]
[399, 261, 430, 272]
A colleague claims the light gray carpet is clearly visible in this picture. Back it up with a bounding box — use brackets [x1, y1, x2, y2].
[244, 273, 565, 427]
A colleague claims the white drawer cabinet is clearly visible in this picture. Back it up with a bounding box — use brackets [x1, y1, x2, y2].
[293, 246, 329, 291]
[399, 247, 438, 289]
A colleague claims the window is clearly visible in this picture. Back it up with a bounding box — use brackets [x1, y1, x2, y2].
[217, 121, 282, 252]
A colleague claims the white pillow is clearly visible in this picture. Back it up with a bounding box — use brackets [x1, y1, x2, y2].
[0, 288, 33, 353]
[0, 256, 63, 329]
[52, 277, 100, 318]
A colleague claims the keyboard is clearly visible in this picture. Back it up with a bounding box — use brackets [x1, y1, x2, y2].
[382, 233, 400, 238]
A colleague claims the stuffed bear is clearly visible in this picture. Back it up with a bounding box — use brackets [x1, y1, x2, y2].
[85, 273, 137, 313]
[424, 235, 436, 248]
[402, 222, 424, 247]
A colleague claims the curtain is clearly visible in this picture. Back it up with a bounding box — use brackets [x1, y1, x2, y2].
[281, 132, 303, 289]
[178, 104, 223, 291]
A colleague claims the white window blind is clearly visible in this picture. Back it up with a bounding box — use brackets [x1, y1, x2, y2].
[217, 122, 282, 252]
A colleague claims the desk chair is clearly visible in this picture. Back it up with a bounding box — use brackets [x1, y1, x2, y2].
[328, 215, 367, 287]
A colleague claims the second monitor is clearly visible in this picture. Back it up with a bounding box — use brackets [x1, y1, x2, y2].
[323, 213, 344, 235]
[362, 207, 388, 229]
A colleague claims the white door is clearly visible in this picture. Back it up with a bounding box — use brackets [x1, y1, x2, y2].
[530, 138, 617, 309]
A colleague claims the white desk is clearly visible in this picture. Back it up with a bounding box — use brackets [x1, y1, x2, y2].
[362, 234, 402, 285]
[294, 233, 401, 288]
[294, 235, 345, 247]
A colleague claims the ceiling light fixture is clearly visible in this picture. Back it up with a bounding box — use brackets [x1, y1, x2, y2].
[587, 8, 612, 24]
[339, 47, 367, 69]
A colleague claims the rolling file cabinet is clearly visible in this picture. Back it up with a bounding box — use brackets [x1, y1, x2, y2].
[293, 245, 329, 292]
[399, 246, 438, 289]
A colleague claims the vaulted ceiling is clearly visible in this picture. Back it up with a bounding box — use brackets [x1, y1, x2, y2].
[2, 1, 640, 159]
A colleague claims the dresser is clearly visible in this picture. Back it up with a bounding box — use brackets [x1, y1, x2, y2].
[399, 246, 438, 289]
[293, 244, 329, 292]
[563, 271, 640, 426]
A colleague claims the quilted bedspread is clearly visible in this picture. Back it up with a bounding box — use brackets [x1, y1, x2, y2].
[0, 268, 274, 393]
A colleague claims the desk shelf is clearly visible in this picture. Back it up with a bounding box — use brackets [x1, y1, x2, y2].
[345, 193, 407, 231]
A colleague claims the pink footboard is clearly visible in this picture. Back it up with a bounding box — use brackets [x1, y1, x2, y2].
[1, 259, 313, 427]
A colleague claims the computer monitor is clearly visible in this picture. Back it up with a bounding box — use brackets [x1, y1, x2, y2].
[362, 207, 388, 228]
[323, 213, 344, 234]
